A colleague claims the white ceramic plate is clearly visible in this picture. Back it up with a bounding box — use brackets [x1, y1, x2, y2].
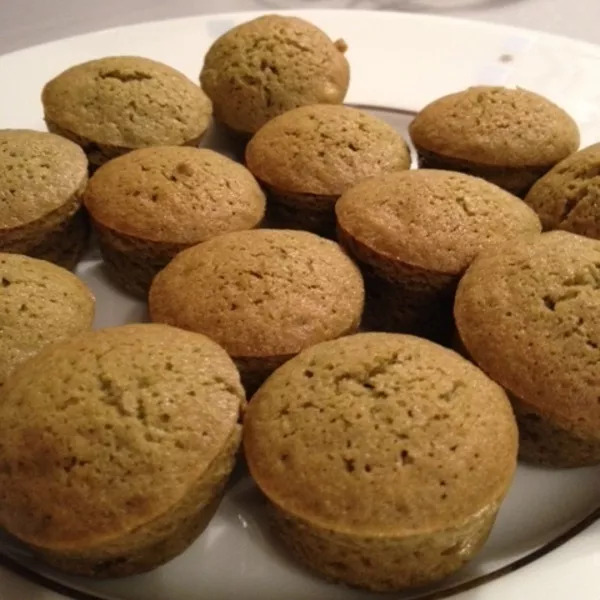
[0, 9, 599, 600]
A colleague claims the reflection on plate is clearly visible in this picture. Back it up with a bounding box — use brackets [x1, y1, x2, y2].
[0, 9, 599, 600]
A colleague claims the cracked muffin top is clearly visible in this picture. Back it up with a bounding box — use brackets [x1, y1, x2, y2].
[0, 323, 244, 549]
[148, 229, 364, 358]
[409, 86, 579, 167]
[244, 332, 517, 535]
[200, 15, 349, 135]
[336, 169, 541, 275]
[83, 147, 265, 244]
[42, 56, 212, 149]
[245, 104, 411, 196]
[455, 231, 600, 437]
[524, 143, 600, 240]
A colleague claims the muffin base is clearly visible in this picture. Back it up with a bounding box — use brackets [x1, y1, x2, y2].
[94, 222, 189, 298]
[455, 334, 600, 468]
[263, 184, 338, 239]
[28, 209, 89, 270]
[414, 146, 551, 198]
[0, 205, 89, 270]
[270, 499, 500, 591]
[35, 426, 242, 578]
[511, 396, 600, 468]
[238, 318, 362, 397]
[362, 273, 456, 345]
[46, 119, 206, 170]
[236, 354, 293, 398]
[337, 225, 457, 345]
[212, 119, 253, 145]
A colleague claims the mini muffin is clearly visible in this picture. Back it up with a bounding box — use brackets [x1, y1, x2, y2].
[336, 170, 541, 343]
[42, 56, 212, 168]
[524, 143, 600, 239]
[200, 15, 349, 136]
[0, 253, 94, 388]
[246, 104, 411, 236]
[455, 231, 600, 467]
[244, 332, 517, 591]
[83, 146, 266, 297]
[0, 323, 245, 577]
[0, 129, 89, 268]
[149, 229, 364, 393]
[409, 86, 580, 196]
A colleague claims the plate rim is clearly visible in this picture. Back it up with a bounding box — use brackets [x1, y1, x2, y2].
[1, 505, 598, 600]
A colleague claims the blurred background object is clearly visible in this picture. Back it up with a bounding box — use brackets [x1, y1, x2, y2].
[0, 0, 599, 55]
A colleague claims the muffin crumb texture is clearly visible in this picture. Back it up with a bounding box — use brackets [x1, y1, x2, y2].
[0, 253, 94, 388]
[200, 15, 350, 134]
[336, 169, 541, 275]
[455, 231, 600, 466]
[246, 104, 411, 196]
[409, 86, 580, 196]
[149, 229, 364, 358]
[0, 130, 90, 267]
[0, 130, 88, 228]
[42, 56, 212, 155]
[335, 169, 540, 341]
[244, 333, 517, 589]
[83, 146, 266, 296]
[410, 87, 580, 168]
[524, 142, 600, 239]
[0, 324, 244, 576]
[84, 146, 265, 244]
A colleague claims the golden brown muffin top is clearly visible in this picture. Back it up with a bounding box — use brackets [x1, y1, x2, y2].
[409, 86, 579, 168]
[84, 147, 265, 244]
[455, 231, 600, 437]
[244, 332, 517, 536]
[200, 15, 349, 135]
[245, 104, 411, 196]
[0, 323, 244, 550]
[0, 253, 94, 388]
[336, 170, 541, 274]
[524, 143, 600, 239]
[42, 56, 212, 149]
[0, 130, 88, 229]
[149, 229, 364, 358]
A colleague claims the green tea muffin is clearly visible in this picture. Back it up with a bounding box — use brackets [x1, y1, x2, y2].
[83, 146, 266, 297]
[246, 104, 411, 236]
[0, 323, 245, 577]
[200, 15, 349, 136]
[524, 143, 600, 239]
[0, 129, 89, 268]
[336, 170, 541, 342]
[42, 56, 212, 168]
[244, 332, 518, 591]
[455, 231, 600, 467]
[149, 229, 364, 393]
[0, 253, 94, 388]
[409, 86, 580, 197]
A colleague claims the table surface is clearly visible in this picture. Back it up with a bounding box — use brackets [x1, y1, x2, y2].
[0, 0, 599, 55]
